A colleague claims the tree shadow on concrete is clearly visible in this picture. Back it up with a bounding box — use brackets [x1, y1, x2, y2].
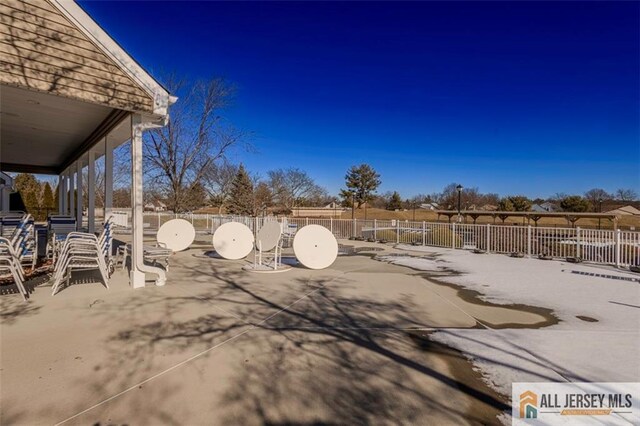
[95, 260, 519, 424]
[3, 252, 566, 424]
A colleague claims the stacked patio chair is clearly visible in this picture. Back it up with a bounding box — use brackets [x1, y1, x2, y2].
[51, 218, 113, 295]
[1, 213, 37, 272]
[47, 215, 77, 262]
[0, 213, 37, 300]
[0, 212, 26, 239]
[0, 236, 29, 301]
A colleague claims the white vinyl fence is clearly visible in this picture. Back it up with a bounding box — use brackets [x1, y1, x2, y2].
[113, 212, 640, 268]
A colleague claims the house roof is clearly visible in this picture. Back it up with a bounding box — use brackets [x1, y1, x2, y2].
[0, 0, 175, 174]
[605, 205, 640, 216]
[53, 0, 174, 116]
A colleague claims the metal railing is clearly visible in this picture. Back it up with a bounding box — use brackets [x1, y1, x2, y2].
[112, 212, 640, 268]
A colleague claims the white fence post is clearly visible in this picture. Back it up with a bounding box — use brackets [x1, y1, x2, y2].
[452, 222, 457, 249]
[330, 217, 333, 234]
[615, 228, 621, 268]
[576, 227, 581, 258]
[396, 220, 400, 244]
[374, 219, 377, 241]
[352, 218, 356, 238]
[305, 217, 309, 226]
[422, 221, 426, 246]
[527, 225, 532, 257]
[486, 224, 490, 253]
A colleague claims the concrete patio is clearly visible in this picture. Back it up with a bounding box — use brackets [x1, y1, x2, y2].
[0, 239, 553, 425]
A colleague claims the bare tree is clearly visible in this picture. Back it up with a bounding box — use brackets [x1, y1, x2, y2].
[143, 77, 247, 212]
[203, 161, 238, 214]
[615, 188, 638, 202]
[584, 188, 610, 212]
[267, 168, 326, 210]
[253, 182, 273, 215]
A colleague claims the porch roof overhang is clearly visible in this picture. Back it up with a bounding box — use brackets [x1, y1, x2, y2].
[0, 0, 175, 175]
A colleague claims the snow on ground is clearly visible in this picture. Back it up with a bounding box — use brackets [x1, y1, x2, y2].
[380, 246, 640, 405]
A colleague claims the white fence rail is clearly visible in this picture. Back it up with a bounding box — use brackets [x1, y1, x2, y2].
[113, 212, 640, 268]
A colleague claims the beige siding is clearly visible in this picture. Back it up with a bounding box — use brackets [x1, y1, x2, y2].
[0, 0, 154, 112]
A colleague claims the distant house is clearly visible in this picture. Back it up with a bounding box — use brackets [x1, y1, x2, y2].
[325, 201, 341, 209]
[291, 202, 344, 218]
[420, 202, 439, 210]
[531, 202, 557, 212]
[605, 205, 640, 216]
[480, 204, 498, 211]
[144, 200, 167, 212]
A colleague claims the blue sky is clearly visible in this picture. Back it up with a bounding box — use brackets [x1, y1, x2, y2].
[79, 1, 639, 199]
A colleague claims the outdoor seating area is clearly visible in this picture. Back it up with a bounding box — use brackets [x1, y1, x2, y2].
[0, 212, 115, 298]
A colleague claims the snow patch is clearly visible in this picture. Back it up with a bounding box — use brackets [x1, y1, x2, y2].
[380, 246, 640, 411]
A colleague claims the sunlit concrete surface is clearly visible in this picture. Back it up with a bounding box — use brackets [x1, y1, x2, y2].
[1, 239, 548, 425]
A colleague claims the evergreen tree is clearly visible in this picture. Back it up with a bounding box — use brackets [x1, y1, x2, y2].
[560, 196, 590, 212]
[14, 173, 41, 209]
[183, 182, 207, 211]
[227, 165, 254, 215]
[386, 191, 403, 210]
[339, 164, 381, 207]
[43, 182, 55, 210]
[54, 184, 59, 209]
[497, 197, 514, 211]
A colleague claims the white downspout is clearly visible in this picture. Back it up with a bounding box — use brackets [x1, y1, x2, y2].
[130, 113, 166, 287]
[58, 174, 64, 214]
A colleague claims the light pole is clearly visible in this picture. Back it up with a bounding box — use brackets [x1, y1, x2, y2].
[456, 184, 463, 223]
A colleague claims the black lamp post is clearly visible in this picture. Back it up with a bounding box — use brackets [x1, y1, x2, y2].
[456, 184, 463, 222]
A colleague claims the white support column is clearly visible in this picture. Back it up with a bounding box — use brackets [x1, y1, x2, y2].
[131, 114, 166, 288]
[58, 175, 64, 214]
[87, 151, 96, 233]
[76, 161, 83, 229]
[0, 185, 9, 213]
[104, 137, 113, 221]
[69, 169, 75, 218]
[0, 173, 13, 213]
[61, 171, 67, 214]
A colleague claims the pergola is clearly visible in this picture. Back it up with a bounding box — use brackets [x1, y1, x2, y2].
[0, 0, 176, 287]
[435, 210, 619, 227]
